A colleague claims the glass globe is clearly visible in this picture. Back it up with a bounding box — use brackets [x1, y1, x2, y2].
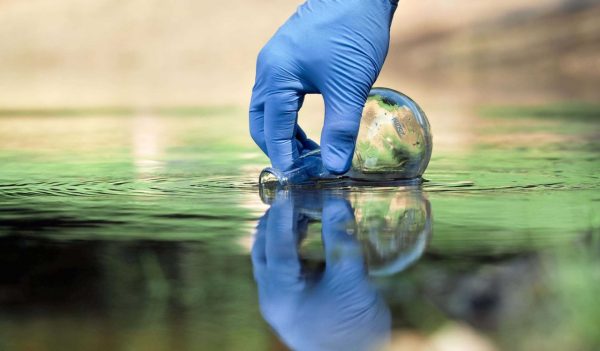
[258, 87, 432, 188]
[349, 88, 432, 180]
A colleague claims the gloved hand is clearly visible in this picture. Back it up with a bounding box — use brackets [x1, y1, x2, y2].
[250, 0, 398, 174]
[251, 190, 391, 351]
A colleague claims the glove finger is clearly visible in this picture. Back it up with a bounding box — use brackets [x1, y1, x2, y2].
[295, 125, 319, 155]
[264, 90, 305, 171]
[249, 89, 268, 156]
[319, 47, 378, 174]
[321, 97, 365, 174]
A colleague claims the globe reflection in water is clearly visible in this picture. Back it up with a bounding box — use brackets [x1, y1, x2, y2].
[257, 187, 432, 277]
[352, 189, 432, 276]
[350, 87, 433, 180]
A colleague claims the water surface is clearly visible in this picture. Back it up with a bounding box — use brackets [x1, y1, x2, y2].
[0, 104, 598, 351]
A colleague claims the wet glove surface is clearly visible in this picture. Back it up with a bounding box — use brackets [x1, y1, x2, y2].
[250, 0, 398, 174]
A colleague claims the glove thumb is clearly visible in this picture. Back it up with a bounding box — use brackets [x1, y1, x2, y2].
[320, 95, 366, 175]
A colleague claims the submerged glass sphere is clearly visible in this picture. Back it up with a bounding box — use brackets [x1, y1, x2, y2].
[350, 88, 432, 180]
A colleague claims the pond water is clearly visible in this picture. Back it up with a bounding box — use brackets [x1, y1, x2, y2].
[0, 101, 598, 351]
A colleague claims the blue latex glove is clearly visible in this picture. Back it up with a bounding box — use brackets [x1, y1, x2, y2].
[250, 0, 398, 174]
[251, 190, 391, 351]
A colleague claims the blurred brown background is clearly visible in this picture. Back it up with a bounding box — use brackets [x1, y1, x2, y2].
[0, 0, 598, 108]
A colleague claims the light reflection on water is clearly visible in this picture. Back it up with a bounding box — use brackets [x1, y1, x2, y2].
[0, 104, 598, 350]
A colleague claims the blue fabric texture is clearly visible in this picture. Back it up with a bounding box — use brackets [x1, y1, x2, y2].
[250, 0, 398, 174]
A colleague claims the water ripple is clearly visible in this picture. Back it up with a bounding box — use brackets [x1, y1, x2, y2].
[0, 173, 594, 199]
[0, 175, 258, 198]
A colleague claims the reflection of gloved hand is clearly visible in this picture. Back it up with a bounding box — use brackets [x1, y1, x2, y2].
[250, 0, 399, 174]
[251, 192, 390, 351]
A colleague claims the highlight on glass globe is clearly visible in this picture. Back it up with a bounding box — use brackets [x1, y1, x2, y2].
[349, 88, 433, 180]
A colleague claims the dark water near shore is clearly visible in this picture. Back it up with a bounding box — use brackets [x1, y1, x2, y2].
[0, 103, 598, 351]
